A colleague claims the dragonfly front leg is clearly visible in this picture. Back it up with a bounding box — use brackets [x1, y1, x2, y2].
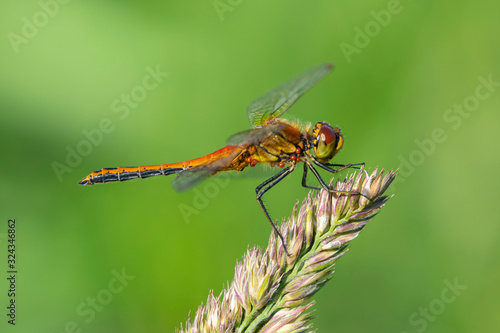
[326, 162, 365, 170]
[256, 163, 296, 256]
[312, 159, 365, 174]
[302, 161, 331, 191]
[301, 162, 326, 191]
[302, 160, 371, 200]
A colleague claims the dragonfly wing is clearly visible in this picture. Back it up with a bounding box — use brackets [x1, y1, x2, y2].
[247, 64, 333, 128]
[172, 146, 242, 192]
[171, 166, 213, 192]
[226, 122, 286, 146]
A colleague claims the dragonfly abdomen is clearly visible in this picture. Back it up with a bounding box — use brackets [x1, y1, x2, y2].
[78, 165, 185, 185]
[78, 146, 243, 186]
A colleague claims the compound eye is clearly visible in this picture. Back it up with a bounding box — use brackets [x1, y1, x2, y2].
[314, 125, 337, 160]
[319, 126, 336, 145]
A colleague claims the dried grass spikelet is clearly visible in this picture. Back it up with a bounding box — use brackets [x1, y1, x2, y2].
[177, 168, 396, 333]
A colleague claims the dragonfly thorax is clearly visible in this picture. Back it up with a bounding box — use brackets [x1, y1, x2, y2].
[311, 122, 343, 163]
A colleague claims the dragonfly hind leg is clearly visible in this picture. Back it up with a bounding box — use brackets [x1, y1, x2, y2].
[255, 163, 296, 256]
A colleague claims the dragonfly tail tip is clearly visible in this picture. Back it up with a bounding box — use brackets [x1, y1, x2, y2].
[77, 179, 89, 186]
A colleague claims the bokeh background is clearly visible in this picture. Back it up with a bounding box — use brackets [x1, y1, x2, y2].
[1, 1, 499, 332]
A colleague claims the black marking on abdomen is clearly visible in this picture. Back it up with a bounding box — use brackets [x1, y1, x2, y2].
[91, 167, 186, 185]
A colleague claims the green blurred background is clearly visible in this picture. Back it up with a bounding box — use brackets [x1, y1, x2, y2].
[1, 1, 499, 332]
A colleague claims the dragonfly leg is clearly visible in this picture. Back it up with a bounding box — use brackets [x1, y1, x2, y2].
[302, 160, 332, 190]
[312, 159, 364, 174]
[326, 162, 365, 170]
[256, 164, 296, 256]
[303, 160, 371, 201]
[301, 162, 323, 191]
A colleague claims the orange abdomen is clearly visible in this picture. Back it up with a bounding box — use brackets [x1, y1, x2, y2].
[78, 146, 240, 185]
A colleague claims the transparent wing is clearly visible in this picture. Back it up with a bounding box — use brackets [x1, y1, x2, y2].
[227, 122, 286, 146]
[247, 64, 333, 128]
[173, 123, 289, 191]
[171, 167, 214, 192]
[172, 147, 242, 192]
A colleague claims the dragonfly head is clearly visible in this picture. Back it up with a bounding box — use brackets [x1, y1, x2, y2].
[311, 122, 343, 162]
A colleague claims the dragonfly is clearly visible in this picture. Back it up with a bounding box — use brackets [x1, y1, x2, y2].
[78, 64, 365, 253]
